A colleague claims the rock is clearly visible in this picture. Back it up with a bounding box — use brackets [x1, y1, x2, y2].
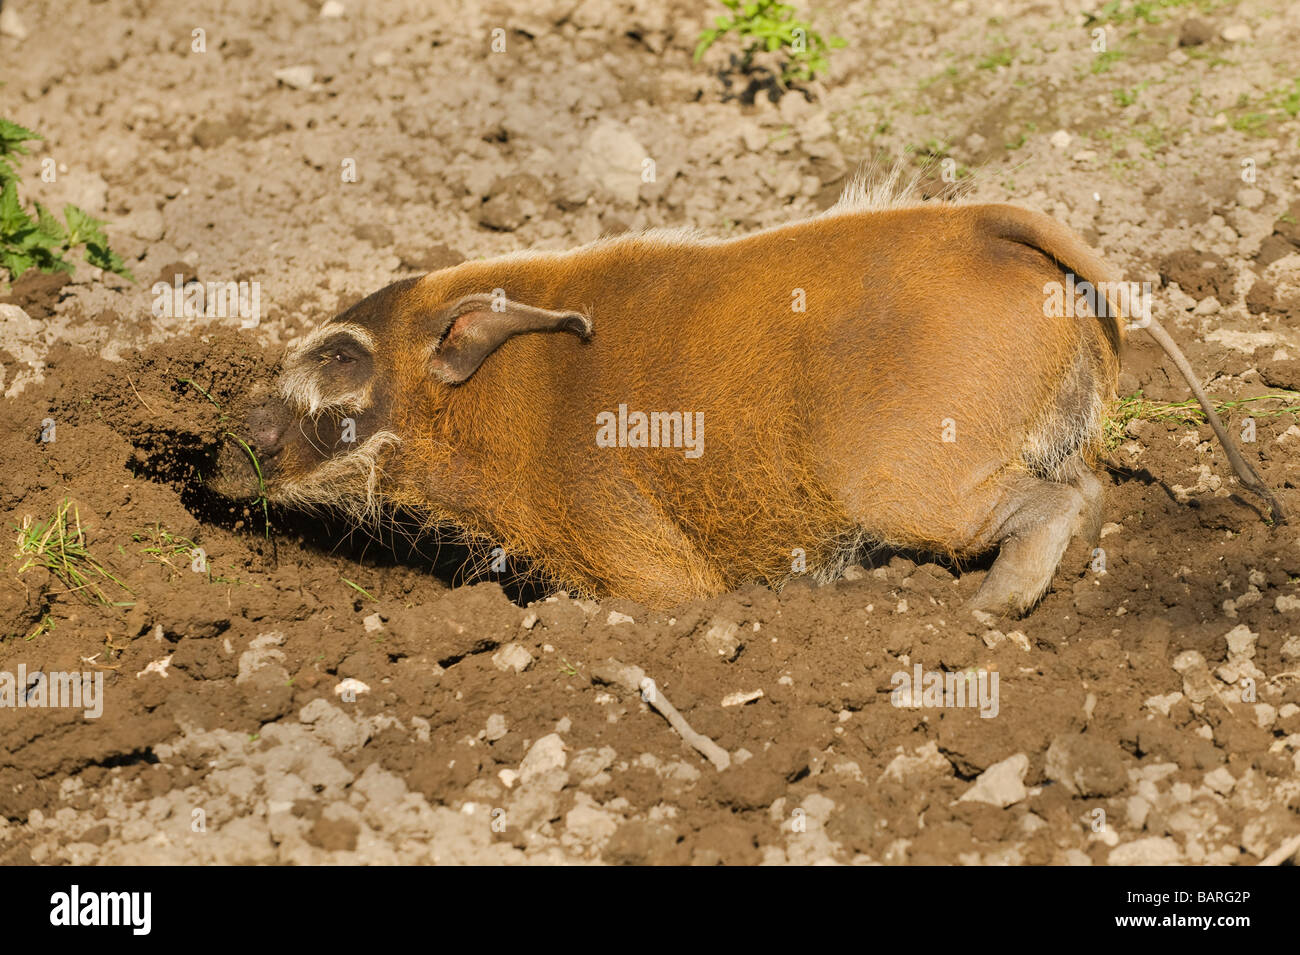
[299, 699, 372, 753]
[521, 611, 539, 629]
[721, 689, 764, 707]
[519, 733, 566, 784]
[1109, 837, 1181, 865]
[492, 643, 534, 673]
[125, 207, 165, 242]
[236, 632, 287, 684]
[606, 611, 634, 625]
[1178, 18, 1214, 47]
[578, 121, 646, 205]
[1275, 594, 1300, 613]
[1221, 24, 1252, 42]
[273, 66, 318, 90]
[1203, 767, 1235, 795]
[1144, 692, 1183, 716]
[478, 173, 547, 231]
[1049, 130, 1072, 150]
[1224, 624, 1258, 658]
[1045, 734, 1129, 797]
[485, 713, 508, 742]
[0, 6, 26, 39]
[362, 613, 383, 633]
[700, 617, 741, 658]
[320, 0, 345, 18]
[957, 753, 1028, 808]
[394, 240, 463, 274]
[879, 741, 952, 784]
[333, 678, 370, 698]
[352, 222, 394, 248]
[1253, 703, 1276, 730]
[564, 797, 619, 846]
[1281, 636, 1300, 661]
[1172, 650, 1218, 703]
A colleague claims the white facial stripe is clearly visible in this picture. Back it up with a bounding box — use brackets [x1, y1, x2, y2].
[279, 323, 377, 413]
[289, 322, 377, 359]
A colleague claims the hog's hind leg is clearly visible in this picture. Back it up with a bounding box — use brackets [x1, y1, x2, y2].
[968, 467, 1103, 616]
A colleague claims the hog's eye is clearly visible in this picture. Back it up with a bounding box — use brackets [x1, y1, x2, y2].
[332, 351, 355, 365]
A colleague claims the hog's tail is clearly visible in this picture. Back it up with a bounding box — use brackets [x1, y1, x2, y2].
[981, 203, 1285, 525]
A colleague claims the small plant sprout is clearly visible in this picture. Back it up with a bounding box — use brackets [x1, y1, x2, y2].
[133, 523, 209, 579]
[224, 432, 271, 536]
[13, 499, 132, 605]
[177, 377, 222, 408]
[694, 0, 846, 88]
[341, 577, 377, 601]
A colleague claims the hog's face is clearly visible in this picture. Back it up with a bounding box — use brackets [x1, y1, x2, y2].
[210, 276, 591, 519]
[210, 279, 414, 518]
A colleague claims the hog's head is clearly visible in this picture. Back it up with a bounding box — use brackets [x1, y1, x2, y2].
[210, 276, 591, 519]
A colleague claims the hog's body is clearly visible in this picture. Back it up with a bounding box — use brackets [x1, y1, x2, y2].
[392, 203, 1121, 609]
[221, 192, 1221, 613]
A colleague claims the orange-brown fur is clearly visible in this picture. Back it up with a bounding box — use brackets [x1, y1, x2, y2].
[317, 202, 1127, 607]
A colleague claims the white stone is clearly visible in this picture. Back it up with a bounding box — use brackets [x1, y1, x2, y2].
[1109, 837, 1181, 865]
[957, 754, 1028, 808]
[519, 733, 566, 783]
[273, 66, 317, 90]
[1203, 767, 1235, 795]
[577, 121, 646, 205]
[0, 6, 26, 38]
[334, 677, 370, 698]
[492, 643, 534, 673]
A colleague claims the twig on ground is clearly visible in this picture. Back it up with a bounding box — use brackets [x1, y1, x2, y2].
[590, 657, 731, 771]
[1258, 833, 1300, 866]
[126, 374, 156, 414]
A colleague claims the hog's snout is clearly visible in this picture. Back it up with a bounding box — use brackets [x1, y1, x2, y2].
[244, 402, 289, 459]
[209, 394, 294, 500]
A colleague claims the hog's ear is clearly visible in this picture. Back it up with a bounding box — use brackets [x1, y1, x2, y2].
[429, 293, 592, 384]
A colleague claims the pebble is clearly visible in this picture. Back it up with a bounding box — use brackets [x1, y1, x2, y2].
[1109, 837, 1181, 865]
[519, 733, 566, 784]
[273, 66, 317, 90]
[492, 643, 534, 673]
[701, 618, 741, 658]
[0, 6, 26, 39]
[957, 753, 1028, 808]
